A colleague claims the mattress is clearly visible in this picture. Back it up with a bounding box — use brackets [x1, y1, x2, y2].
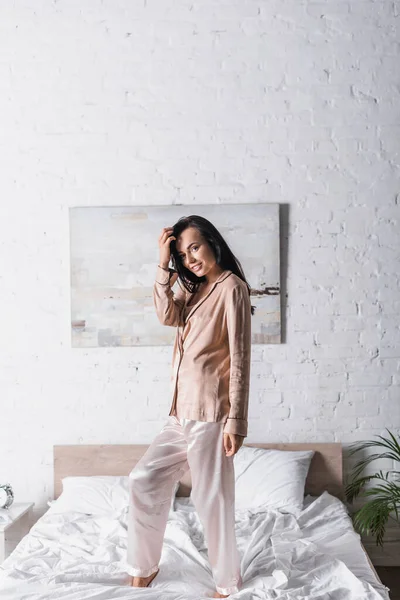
[0, 490, 391, 599]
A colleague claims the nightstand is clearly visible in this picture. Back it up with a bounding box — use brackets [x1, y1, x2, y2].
[375, 567, 400, 600]
[0, 502, 35, 562]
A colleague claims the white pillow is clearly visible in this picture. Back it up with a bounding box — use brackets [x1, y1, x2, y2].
[48, 476, 180, 516]
[47, 476, 129, 515]
[233, 447, 315, 516]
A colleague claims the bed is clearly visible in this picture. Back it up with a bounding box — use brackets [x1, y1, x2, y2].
[0, 442, 392, 600]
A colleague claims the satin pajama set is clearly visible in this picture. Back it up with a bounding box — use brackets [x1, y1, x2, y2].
[126, 266, 252, 595]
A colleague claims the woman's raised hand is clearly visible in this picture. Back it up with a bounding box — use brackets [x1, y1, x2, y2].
[158, 227, 176, 269]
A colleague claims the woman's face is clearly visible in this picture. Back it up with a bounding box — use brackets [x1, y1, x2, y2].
[175, 226, 217, 278]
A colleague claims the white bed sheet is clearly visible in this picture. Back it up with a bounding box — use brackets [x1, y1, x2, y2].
[0, 491, 391, 600]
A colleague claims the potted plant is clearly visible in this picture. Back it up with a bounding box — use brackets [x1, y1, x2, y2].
[345, 428, 400, 546]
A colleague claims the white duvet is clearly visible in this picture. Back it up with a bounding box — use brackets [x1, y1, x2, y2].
[0, 491, 390, 600]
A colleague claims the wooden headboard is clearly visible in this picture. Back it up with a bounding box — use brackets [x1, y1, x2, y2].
[53, 443, 343, 501]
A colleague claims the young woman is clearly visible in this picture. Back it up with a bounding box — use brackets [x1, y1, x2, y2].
[126, 215, 254, 598]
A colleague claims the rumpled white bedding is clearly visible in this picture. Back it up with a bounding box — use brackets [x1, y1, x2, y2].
[0, 491, 390, 600]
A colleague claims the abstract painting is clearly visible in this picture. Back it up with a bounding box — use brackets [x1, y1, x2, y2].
[69, 204, 280, 347]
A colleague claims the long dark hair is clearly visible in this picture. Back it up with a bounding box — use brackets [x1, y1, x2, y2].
[170, 215, 255, 316]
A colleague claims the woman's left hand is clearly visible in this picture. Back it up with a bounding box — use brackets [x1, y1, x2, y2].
[223, 433, 245, 457]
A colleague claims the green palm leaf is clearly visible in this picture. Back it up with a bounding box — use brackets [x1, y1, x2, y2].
[345, 474, 378, 502]
[345, 429, 400, 547]
[352, 497, 391, 547]
[347, 451, 397, 482]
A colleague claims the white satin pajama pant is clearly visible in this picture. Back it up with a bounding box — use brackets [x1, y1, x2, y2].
[126, 415, 242, 595]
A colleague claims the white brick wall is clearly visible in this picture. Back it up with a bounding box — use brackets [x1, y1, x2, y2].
[0, 0, 399, 564]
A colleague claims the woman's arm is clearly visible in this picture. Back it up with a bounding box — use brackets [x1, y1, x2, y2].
[223, 283, 252, 437]
[153, 265, 186, 327]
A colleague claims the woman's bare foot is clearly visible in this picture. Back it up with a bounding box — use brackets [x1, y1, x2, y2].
[129, 568, 159, 587]
[213, 593, 229, 598]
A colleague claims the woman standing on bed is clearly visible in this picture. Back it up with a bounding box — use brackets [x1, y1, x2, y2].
[126, 215, 253, 598]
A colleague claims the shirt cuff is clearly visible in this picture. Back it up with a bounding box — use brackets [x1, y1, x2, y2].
[223, 418, 247, 437]
[155, 265, 173, 285]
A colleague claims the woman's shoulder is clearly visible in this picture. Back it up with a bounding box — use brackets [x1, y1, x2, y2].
[220, 272, 249, 294]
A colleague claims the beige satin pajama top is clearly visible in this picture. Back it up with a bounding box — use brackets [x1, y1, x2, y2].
[153, 265, 252, 437]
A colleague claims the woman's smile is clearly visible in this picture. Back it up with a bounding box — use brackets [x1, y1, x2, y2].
[191, 263, 202, 272]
